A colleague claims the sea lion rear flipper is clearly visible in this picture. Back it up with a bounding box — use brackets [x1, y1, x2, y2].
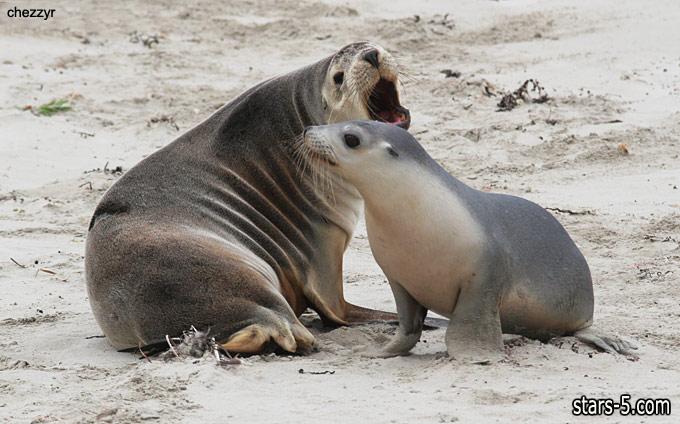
[221, 320, 315, 354]
[344, 302, 398, 323]
[343, 303, 448, 328]
[316, 301, 446, 329]
[573, 327, 638, 356]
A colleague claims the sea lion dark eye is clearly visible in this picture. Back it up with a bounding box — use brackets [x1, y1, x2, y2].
[333, 72, 344, 85]
[344, 134, 360, 148]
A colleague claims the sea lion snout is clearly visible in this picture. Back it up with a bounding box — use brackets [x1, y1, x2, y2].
[324, 42, 410, 130]
[362, 49, 380, 69]
[302, 126, 338, 166]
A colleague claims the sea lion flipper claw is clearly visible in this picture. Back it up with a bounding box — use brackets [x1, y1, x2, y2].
[291, 323, 316, 353]
[221, 324, 273, 354]
[221, 318, 316, 354]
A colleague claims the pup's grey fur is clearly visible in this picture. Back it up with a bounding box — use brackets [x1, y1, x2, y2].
[303, 121, 635, 361]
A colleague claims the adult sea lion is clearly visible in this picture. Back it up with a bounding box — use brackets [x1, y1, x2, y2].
[301, 121, 636, 361]
[85, 42, 411, 353]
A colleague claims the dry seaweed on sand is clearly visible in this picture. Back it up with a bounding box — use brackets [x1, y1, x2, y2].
[147, 114, 180, 131]
[497, 79, 549, 111]
[157, 326, 242, 366]
[545, 206, 595, 216]
[440, 69, 461, 78]
[298, 368, 335, 375]
[129, 30, 160, 48]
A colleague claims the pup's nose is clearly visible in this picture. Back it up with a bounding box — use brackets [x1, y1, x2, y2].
[303, 126, 311, 138]
[362, 49, 380, 69]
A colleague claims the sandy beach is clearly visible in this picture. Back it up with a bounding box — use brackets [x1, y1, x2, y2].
[1, 0, 679, 422]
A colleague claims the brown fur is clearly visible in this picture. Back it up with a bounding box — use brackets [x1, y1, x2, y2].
[85, 43, 401, 352]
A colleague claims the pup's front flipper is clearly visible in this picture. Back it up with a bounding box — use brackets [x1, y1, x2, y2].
[378, 280, 427, 357]
[445, 279, 504, 363]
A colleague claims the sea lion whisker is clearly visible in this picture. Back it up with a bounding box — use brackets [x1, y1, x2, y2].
[295, 135, 308, 174]
[295, 143, 314, 184]
[316, 146, 332, 202]
[325, 153, 338, 205]
[301, 142, 314, 182]
[397, 69, 418, 83]
[311, 145, 321, 191]
[301, 138, 316, 180]
[291, 135, 306, 177]
[311, 142, 335, 202]
[327, 99, 338, 124]
[293, 150, 306, 179]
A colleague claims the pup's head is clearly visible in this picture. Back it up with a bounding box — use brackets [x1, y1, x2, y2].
[301, 121, 429, 192]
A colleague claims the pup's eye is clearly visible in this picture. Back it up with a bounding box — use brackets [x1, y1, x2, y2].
[344, 134, 360, 148]
[333, 72, 344, 85]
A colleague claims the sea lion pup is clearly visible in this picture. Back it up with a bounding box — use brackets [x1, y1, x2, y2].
[85, 42, 412, 353]
[301, 121, 636, 361]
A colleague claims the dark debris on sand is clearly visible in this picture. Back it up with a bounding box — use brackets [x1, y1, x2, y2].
[497, 79, 549, 111]
[147, 326, 243, 366]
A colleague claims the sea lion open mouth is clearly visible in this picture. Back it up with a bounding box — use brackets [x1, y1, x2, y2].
[367, 78, 411, 130]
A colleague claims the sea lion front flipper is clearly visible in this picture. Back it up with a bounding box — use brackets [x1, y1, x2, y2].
[445, 277, 504, 363]
[377, 280, 427, 357]
[303, 223, 399, 325]
[573, 327, 638, 356]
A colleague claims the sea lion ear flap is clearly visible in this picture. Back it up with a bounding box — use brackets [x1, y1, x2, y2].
[387, 146, 399, 158]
